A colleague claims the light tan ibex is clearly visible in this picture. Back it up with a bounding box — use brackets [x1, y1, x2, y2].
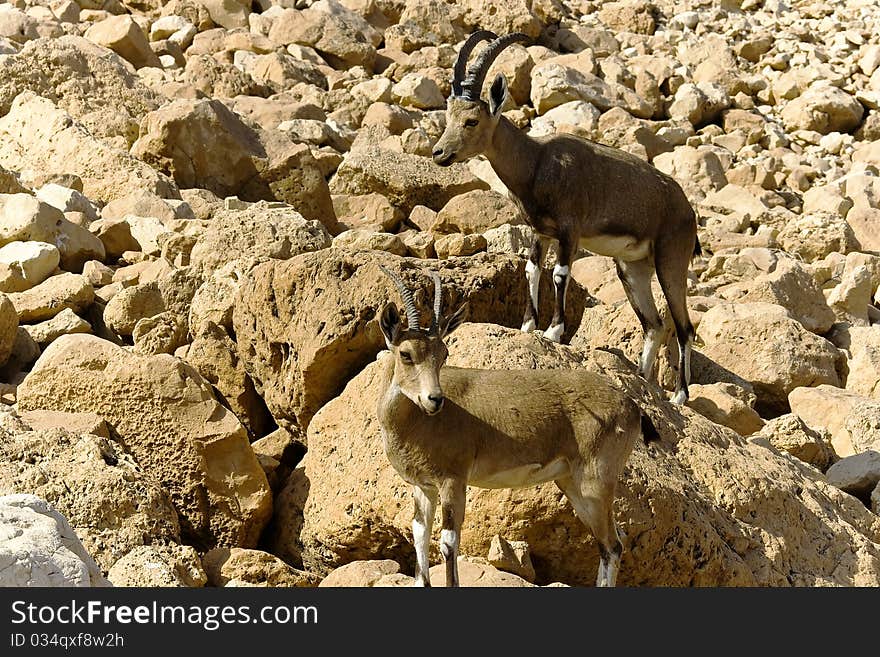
[376, 266, 657, 587]
[433, 31, 700, 404]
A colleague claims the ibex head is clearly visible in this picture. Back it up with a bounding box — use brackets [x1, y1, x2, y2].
[432, 31, 530, 166]
[378, 266, 468, 415]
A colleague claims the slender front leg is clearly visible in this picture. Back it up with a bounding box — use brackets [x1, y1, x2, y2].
[543, 236, 575, 343]
[521, 236, 546, 332]
[439, 479, 466, 587]
[412, 485, 437, 587]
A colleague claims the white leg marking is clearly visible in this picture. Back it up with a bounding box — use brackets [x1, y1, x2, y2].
[440, 529, 459, 561]
[598, 553, 620, 587]
[671, 389, 687, 405]
[639, 329, 662, 381]
[543, 322, 564, 343]
[521, 318, 536, 332]
[552, 263, 570, 286]
[412, 518, 430, 587]
[671, 336, 693, 405]
[524, 260, 541, 328]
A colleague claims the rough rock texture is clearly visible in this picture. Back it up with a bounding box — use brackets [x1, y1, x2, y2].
[189, 202, 331, 278]
[271, 327, 880, 586]
[0, 294, 17, 367]
[17, 335, 271, 549]
[752, 414, 836, 471]
[0, 36, 160, 143]
[7, 273, 94, 323]
[0, 93, 178, 204]
[329, 147, 489, 215]
[233, 252, 588, 436]
[202, 547, 319, 587]
[695, 303, 842, 413]
[0, 494, 108, 587]
[108, 544, 206, 587]
[131, 99, 334, 225]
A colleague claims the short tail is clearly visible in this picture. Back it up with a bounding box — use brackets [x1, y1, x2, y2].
[640, 412, 660, 445]
[693, 234, 702, 258]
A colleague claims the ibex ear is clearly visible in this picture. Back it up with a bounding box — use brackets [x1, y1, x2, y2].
[488, 74, 508, 117]
[440, 302, 468, 338]
[379, 302, 401, 348]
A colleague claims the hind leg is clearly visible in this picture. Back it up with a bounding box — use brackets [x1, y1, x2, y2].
[521, 235, 549, 333]
[655, 234, 695, 404]
[556, 476, 623, 587]
[543, 235, 576, 343]
[616, 258, 663, 383]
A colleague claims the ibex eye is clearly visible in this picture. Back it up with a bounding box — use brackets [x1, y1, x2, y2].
[464, 119, 479, 127]
[400, 352, 413, 363]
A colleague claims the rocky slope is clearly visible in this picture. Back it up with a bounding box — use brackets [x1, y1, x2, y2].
[1, 0, 880, 586]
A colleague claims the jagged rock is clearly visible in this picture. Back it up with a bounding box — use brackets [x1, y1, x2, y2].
[846, 327, 880, 400]
[789, 385, 880, 458]
[433, 190, 523, 235]
[0, 93, 177, 204]
[695, 302, 842, 413]
[108, 545, 206, 587]
[131, 99, 334, 225]
[332, 229, 407, 255]
[84, 15, 161, 70]
[0, 426, 179, 572]
[781, 85, 864, 135]
[686, 382, 764, 436]
[330, 146, 488, 216]
[23, 308, 91, 347]
[17, 334, 272, 549]
[0, 241, 60, 294]
[203, 547, 319, 587]
[7, 273, 94, 323]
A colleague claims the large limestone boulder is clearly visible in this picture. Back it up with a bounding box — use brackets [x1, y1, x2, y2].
[777, 212, 860, 263]
[653, 146, 727, 203]
[712, 252, 836, 334]
[752, 414, 836, 471]
[0, 494, 108, 587]
[0, 93, 178, 204]
[0, 195, 104, 274]
[695, 302, 842, 413]
[131, 99, 334, 226]
[780, 85, 864, 134]
[789, 385, 880, 458]
[0, 242, 60, 294]
[0, 36, 160, 143]
[271, 327, 880, 586]
[845, 327, 880, 400]
[233, 252, 588, 436]
[433, 190, 523, 235]
[0, 422, 180, 572]
[329, 146, 489, 216]
[189, 202, 331, 278]
[7, 272, 94, 323]
[17, 335, 272, 549]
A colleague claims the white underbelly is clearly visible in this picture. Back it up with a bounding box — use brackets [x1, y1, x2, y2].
[469, 458, 570, 489]
[580, 234, 651, 261]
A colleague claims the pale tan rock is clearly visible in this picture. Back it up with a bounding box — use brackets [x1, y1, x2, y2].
[280, 330, 880, 586]
[102, 281, 164, 337]
[434, 232, 487, 258]
[789, 385, 880, 458]
[0, 36, 160, 143]
[599, 1, 655, 34]
[131, 311, 186, 356]
[332, 193, 402, 233]
[696, 302, 841, 412]
[845, 327, 880, 400]
[0, 93, 177, 204]
[332, 229, 407, 256]
[18, 410, 109, 439]
[329, 146, 488, 215]
[487, 535, 536, 582]
[781, 85, 864, 135]
[88, 218, 140, 261]
[391, 73, 444, 110]
[0, 427, 179, 571]
[0, 294, 17, 367]
[686, 383, 765, 436]
[17, 334, 271, 549]
[752, 414, 835, 471]
[0, 241, 59, 294]
[189, 202, 332, 278]
[778, 212, 860, 263]
[7, 273, 93, 323]
[828, 266, 872, 326]
[108, 545, 206, 587]
[131, 99, 334, 226]
[826, 452, 880, 499]
[197, 0, 249, 30]
[82, 261, 113, 288]
[23, 308, 91, 346]
[483, 223, 535, 259]
[319, 559, 402, 587]
[85, 15, 161, 70]
[188, 262, 240, 335]
[653, 146, 727, 202]
[203, 548, 319, 587]
[433, 190, 523, 235]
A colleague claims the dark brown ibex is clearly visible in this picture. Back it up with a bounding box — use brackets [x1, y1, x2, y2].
[433, 32, 700, 403]
[376, 266, 654, 586]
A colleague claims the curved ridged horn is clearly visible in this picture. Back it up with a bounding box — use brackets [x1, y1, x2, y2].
[429, 270, 443, 334]
[452, 30, 497, 97]
[459, 32, 531, 101]
[379, 265, 421, 331]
